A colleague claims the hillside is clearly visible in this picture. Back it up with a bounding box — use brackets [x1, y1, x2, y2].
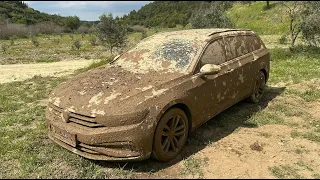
[118, 1, 208, 28]
[227, 1, 289, 35]
[0, 1, 65, 25]
[120, 1, 289, 35]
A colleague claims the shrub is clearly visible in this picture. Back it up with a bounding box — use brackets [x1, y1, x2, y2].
[52, 38, 60, 44]
[31, 37, 39, 47]
[72, 40, 81, 50]
[190, 1, 234, 29]
[141, 31, 147, 40]
[0, 23, 29, 39]
[9, 37, 15, 45]
[279, 34, 288, 44]
[1, 43, 8, 52]
[76, 25, 90, 34]
[89, 36, 97, 46]
[130, 25, 147, 32]
[301, 2, 320, 47]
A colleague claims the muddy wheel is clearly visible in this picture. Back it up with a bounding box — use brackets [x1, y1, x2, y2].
[152, 108, 189, 162]
[248, 71, 266, 103]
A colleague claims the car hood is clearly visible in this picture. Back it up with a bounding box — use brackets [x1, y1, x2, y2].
[48, 64, 187, 117]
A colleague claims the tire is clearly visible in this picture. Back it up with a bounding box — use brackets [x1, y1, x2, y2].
[151, 108, 189, 162]
[248, 71, 266, 103]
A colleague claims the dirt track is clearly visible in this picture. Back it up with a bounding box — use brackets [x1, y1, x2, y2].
[0, 59, 97, 84]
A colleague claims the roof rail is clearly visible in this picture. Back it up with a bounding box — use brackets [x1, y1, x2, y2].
[207, 29, 253, 36]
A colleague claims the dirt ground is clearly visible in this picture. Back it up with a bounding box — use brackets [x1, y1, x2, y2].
[0, 59, 97, 84]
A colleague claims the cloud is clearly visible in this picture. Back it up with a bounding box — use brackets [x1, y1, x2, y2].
[23, 1, 152, 21]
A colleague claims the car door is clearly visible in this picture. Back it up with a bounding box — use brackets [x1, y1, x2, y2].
[223, 35, 260, 104]
[188, 37, 234, 126]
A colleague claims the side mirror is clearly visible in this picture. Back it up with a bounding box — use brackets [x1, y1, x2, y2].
[199, 64, 221, 76]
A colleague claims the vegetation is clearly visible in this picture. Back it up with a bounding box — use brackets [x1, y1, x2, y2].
[190, 1, 234, 28]
[301, 1, 320, 47]
[0, 1, 64, 25]
[118, 1, 202, 28]
[62, 16, 81, 33]
[96, 13, 127, 55]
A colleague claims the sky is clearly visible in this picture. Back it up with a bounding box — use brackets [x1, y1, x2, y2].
[23, 1, 152, 21]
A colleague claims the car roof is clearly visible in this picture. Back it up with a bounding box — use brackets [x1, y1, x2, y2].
[147, 28, 256, 44]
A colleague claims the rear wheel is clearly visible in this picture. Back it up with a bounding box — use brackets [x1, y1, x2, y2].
[152, 108, 189, 162]
[248, 71, 266, 103]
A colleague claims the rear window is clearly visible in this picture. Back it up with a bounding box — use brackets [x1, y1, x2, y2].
[224, 35, 263, 61]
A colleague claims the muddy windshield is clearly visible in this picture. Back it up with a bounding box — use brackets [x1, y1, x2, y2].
[113, 33, 204, 74]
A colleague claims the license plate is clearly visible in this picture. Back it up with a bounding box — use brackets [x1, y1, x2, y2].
[50, 125, 77, 147]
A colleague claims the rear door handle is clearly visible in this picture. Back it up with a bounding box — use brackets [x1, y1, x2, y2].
[226, 69, 234, 73]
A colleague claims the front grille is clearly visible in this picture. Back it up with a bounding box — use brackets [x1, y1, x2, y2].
[48, 103, 104, 128]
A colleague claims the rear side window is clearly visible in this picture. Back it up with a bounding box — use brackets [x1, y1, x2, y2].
[200, 38, 226, 67]
[244, 35, 263, 52]
[224, 35, 263, 61]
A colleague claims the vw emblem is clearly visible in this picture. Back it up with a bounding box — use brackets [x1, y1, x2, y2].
[61, 111, 70, 123]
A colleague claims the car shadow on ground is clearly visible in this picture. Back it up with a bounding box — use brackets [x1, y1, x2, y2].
[94, 85, 286, 175]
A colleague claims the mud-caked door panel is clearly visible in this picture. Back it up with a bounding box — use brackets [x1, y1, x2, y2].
[223, 35, 262, 103]
[189, 38, 230, 125]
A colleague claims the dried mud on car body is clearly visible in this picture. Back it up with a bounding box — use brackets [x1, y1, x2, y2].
[46, 28, 269, 161]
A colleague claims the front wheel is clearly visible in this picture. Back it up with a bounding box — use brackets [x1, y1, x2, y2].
[151, 108, 189, 162]
[248, 71, 266, 103]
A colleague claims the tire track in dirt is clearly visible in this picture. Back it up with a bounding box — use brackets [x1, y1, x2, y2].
[0, 59, 98, 84]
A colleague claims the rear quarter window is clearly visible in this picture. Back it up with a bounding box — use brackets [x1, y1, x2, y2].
[224, 35, 264, 61]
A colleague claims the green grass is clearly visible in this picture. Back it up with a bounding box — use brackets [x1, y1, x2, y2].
[0, 33, 141, 65]
[269, 165, 303, 179]
[35, 57, 60, 63]
[227, 1, 289, 35]
[180, 156, 204, 178]
[75, 56, 114, 74]
[268, 46, 320, 84]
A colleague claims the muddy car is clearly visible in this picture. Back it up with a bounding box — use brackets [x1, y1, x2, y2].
[46, 28, 270, 162]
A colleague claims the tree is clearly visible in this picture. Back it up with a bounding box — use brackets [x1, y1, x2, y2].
[63, 16, 80, 32]
[266, 1, 270, 9]
[190, 2, 234, 29]
[96, 13, 127, 55]
[280, 1, 305, 50]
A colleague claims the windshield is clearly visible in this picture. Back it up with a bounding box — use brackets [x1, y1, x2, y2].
[114, 32, 204, 74]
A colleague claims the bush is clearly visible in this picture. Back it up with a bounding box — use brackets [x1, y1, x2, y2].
[278, 34, 288, 44]
[72, 40, 81, 50]
[89, 36, 97, 46]
[31, 37, 39, 47]
[1, 43, 8, 52]
[141, 31, 147, 40]
[190, 2, 234, 29]
[129, 25, 147, 32]
[0, 23, 29, 39]
[9, 37, 15, 45]
[301, 6, 320, 47]
[0, 21, 65, 39]
[76, 25, 94, 34]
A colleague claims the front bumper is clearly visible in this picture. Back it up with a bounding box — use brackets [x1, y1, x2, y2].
[46, 106, 154, 161]
[48, 133, 150, 161]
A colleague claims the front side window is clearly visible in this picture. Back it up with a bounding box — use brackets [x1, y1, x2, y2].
[200, 38, 226, 67]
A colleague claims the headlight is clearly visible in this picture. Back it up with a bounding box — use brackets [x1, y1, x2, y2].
[94, 109, 149, 127]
